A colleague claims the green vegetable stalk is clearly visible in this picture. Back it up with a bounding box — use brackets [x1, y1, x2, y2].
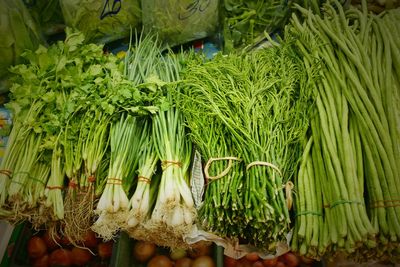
[289, 0, 400, 261]
[180, 41, 313, 251]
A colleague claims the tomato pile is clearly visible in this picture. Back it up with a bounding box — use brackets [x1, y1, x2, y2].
[223, 252, 314, 267]
[26, 229, 114, 267]
[132, 240, 216, 267]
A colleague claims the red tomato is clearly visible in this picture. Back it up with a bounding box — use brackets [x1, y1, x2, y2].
[132, 241, 156, 262]
[97, 241, 113, 259]
[300, 255, 314, 265]
[60, 236, 71, 247]
[81, 230, 98, 248]
[188, 241, 212, 258]
[275, 262, 286, 267]
[224, 255, 238, 267]
[192, 255, 216, 267]
[32, 254, 49, 267]
[49, 249, 72, 267]
[147, 255, 173, 267]
[281, 253, 300, 267]
[28, 236, 47, 259]
[175, 257, 193, 267]
[237, 257, 253, 267]
[252, 261, 264, 267]
[42, 231, 61, 251]
[245, 252, 260, 262]
[71, 247, 92, 266]
[262, 257, 278, 267]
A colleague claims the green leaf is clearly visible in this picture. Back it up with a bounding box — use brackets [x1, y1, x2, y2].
[64, 28, 85, 52]
[56, 56, 67, 72]
[88, 64, 103, 76]
[42, 91, 56, 103]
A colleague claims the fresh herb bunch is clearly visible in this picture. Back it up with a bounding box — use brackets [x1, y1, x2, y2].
[0, 28, 162, 239]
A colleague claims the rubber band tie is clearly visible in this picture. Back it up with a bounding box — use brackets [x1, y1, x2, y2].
[107, 178, 122, 185]
[46, 186, 63, 190]
[138, 176, 151, 184]
[323, 199, 363, 209]
[161, 160, 182, 170]
[371, 199, 400, 209]
[204, 157, 241, 180]
[88, 175, 96, 183]
[0, 169, 12, 178]
[285, 181, 294, 210]
[68, 180, 78, 189]
[295, 210, 323, 217]
[246, 161, 282, 177]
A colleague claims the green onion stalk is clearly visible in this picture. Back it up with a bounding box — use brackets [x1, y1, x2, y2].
[150, 104, 194, 248]
[141, 54, 194, 248]
[93, 114, 143, 240]
[126, 125, 159, 229]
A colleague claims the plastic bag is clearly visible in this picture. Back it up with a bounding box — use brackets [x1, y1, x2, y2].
[141, 0, 220, 47]
[0, 0, 43, 92]
[23, 0, 65, 36]
[60, 0, 141, 44]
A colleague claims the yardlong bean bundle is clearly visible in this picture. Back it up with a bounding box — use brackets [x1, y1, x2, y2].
[289, 1, 400, 261]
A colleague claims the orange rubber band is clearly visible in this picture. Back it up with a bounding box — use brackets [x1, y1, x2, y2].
[138, 176, 151, 184]
[46, 186, 64, 190]
[0, 169, 12, 178]
[161, 160, 182, 170]
[88, 175, 96, 183]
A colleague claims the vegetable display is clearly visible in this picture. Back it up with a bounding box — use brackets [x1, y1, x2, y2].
[0, 0, 399, 264]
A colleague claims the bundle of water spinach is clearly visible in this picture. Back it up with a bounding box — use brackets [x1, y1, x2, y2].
[179, 41, 314, 251]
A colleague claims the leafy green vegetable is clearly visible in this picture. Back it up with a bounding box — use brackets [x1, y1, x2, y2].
[179, 40, 314, 251]
[222, 0, 292, 52]
[0, 28, 163, 232]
